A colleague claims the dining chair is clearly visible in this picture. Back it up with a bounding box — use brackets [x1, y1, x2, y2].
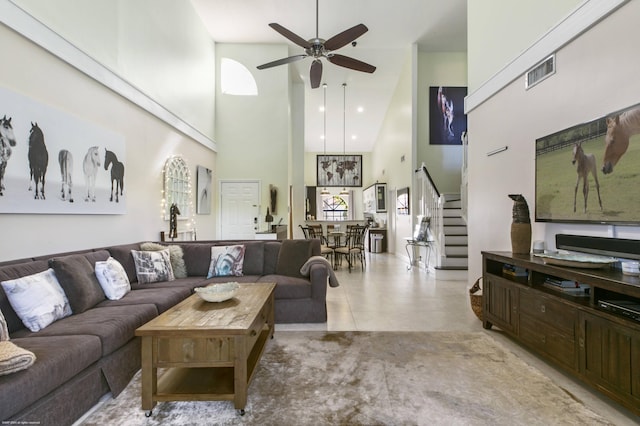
[335, 224, 368, 272]
[307, 225, 335, 268]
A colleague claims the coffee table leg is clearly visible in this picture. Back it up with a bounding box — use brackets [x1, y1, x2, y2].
[234, 336, 248, 414]
[140, 336, 157, 413]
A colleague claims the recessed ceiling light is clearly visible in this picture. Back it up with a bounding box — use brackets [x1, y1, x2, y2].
[319, 106, 325, 112]
[357, 106, 364, 113]
[351, 135, 357, 140]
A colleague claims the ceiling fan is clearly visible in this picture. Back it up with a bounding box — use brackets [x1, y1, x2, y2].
[256, 0, 376, 88]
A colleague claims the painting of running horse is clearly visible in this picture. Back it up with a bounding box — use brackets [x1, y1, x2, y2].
[0, 115, 17, 196]
[602, 106, 640, 174]
[104, 149, 124, 202]
[0, 85, 126, 214]
[28, 122, 48, 200]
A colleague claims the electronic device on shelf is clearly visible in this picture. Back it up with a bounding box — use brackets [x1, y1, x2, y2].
[598, 300, 640, 322]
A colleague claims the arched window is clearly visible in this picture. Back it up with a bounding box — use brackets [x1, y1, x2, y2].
[321, 194, 349, 221]
[221, 58, 258, 96]
[164, 156, 191, 220]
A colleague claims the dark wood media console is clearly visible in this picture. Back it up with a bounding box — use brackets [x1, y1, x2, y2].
[482, 251, 640, 415]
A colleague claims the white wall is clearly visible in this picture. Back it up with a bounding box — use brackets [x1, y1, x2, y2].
[0, 23, 217, 260]
[467, 0, 582, 92]
[417, 51, 467, 194]
[11, 0, 216, 140]
[370, 49, 414, 254]
[214, 43, 291, 231]
[466, 0, 640, 283]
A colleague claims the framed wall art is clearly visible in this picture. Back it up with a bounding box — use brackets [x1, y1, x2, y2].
[317, 154, 362, 187]
[0, 85, 126, 214]
[429, 86, 468, 145]
[196, 165, 212, 215]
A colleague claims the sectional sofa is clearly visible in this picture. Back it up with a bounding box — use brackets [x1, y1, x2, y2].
[0, 239, 330, 425]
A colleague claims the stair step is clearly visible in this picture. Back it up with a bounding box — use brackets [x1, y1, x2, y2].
[443, 225, 467, 235]
[444, 235, 468, 245]
[443, 208, 462, 216]
[443, 199, 462, 208]
[440, 256, 468, 268]
[443, 217, 465, 226]
[445, 246, 468, 256]
[432, 267, 468, 281]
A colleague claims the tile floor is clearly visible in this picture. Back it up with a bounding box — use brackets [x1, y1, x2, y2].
[279, 251, 639, 425]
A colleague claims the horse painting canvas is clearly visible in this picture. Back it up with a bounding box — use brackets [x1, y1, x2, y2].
[58, 149, 73, 202]
[104, 149, 124, 202]
[28, 122, 48, 200]
[602, 106, 640, 174]
[0, 115, 17, 196]
[83, 146, 100, 202]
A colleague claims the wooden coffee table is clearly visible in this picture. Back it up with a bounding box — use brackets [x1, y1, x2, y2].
[135, 282, 275, 416]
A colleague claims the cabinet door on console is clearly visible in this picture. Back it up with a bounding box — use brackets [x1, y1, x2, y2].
[579, 312, 640, 409]
[483, 276, 519, 333]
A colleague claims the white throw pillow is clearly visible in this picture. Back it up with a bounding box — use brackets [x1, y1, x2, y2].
[131, 249, 175, 284]
[0, 269, 72, 332]
[95, 257, 131, 300]
[207, 245, 246, 278]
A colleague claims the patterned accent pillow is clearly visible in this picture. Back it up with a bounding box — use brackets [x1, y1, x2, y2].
[0, 309, 8, 341]
[207, 245, 246, 278]
[95, 257, 131, 300]
[131, 249, 175, 284]
[140, 242, 188, 278]
[0, 268, 72, 332]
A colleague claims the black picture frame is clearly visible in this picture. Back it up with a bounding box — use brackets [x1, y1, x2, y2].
[429, 86, 468, 145]
[317, 154, 362, 187]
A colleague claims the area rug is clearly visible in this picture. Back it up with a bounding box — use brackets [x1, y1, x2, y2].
[80, 331, 612, 426]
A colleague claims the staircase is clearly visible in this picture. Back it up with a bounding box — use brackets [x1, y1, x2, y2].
[434, 196, 468, 281]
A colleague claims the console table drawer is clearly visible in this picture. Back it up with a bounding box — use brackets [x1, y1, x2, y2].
[520, 315, 577, 371]
[519, 290, 575, 334]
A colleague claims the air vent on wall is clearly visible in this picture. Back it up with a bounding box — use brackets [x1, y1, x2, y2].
[525, 54, 555, 89]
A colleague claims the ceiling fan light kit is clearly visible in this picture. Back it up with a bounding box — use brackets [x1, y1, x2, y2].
[256, 0, 376, 88]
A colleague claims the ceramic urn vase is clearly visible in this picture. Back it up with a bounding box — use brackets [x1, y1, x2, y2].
[508, 194, 531, 254]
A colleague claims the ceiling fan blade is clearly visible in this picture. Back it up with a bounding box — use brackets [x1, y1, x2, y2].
[257, 54, 307, 70]
[310, 59, 323, 89]
[269, 23, 311, 49]
[324, 24, 369, 51]
[328, 54, 376, 73]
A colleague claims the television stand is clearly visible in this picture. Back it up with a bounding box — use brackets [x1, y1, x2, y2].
[482, 251, 640, 416]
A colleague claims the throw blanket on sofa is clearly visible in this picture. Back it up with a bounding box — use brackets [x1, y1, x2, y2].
[300, 256, 339, 287]
[0, 341, 36, 376]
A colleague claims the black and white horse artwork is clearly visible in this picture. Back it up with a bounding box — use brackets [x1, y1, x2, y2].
[0, 115, 17, 196]
[58, 149, 73, 202]
[28, 122, 48, 200]
[104, 149, 124, 202]
[83, 146, 100, 202]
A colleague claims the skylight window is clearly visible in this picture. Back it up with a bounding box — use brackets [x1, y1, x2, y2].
[221, 58, 258, 96]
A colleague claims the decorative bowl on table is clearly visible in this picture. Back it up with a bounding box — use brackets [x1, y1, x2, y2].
[194, 282, 239, 302]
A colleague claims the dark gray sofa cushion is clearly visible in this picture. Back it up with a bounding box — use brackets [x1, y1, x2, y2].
[49, 254, 105, 314]
[0, 334, 102, 420]
[258, 275, 312, 299]
[0, 260, 50, 334]
[180, 244, 213, 276]
[240, 241, 265, 275]
[276, 240, 313, 278]
[263, 242, 281, 275]
[11, 304, 157, 356]
[83, 250, 111, 265]
[107, 243, 141, 283]
[95, 286, 191, 313]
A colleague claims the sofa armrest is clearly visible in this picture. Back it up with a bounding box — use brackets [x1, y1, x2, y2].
[309, 263, 329, 300]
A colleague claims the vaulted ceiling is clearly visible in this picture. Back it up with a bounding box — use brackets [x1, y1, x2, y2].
[191, 0, 467, 153]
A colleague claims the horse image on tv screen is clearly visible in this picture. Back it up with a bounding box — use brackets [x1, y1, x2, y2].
[536, 102, 640, 224]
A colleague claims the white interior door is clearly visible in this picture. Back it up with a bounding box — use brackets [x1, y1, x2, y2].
[220, 181, 260, 239]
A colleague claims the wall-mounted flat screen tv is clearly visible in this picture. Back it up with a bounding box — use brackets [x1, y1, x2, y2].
[535, 102, 640, 225]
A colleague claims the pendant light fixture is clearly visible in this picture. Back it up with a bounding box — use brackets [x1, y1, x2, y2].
[340, 82, 350, 195]
[320, 83, 330, 195]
